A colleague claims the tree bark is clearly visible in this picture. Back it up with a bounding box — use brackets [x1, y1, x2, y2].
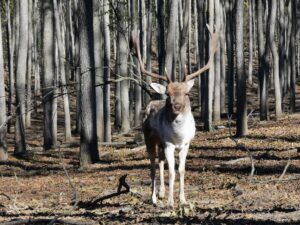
[7, 0, 15, 133]
[26, 0, 33, 127]
[235, 0, 248, 137]
[103, 0, 111, 142]
[268, 0, 282, 119]
[118, 1, 130, 133]
[213, 0, 221, 122]
[14, 0, 29, 154]
[257, 0, 269, 120]
[225, 0, 234, 116]
[93, 0, 104, 142]
[79, 0, 100, 166]
[204, 0, 215, 131]
[165, 0, 178, 80]
[0, 8, 7, 161]
[53, 0, 72, 141]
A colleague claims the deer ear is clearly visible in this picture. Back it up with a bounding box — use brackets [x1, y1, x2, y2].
[150, 83, 166, 94]
[186, 79, 195, 92]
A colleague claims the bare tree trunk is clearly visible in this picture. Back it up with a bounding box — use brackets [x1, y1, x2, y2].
[93, 0, 104, 142]
[53, 0, 72, 141]
[257, 0, 269, 120]
[145, 0, 152, 105]
[235, 0, 248, 137]
[179, 0, 191, 79]
[131, 0, 142, 128]
[225, 0, 234, 116]
[165, 0, 178, 80]
[197, 0, 206, 120]
[289, 0, 296, 112]
[220, 2, 226, 114]
[26, 0, 33, 128]
[15, 0, 29, 155]
[103, 0, 111, 142]
[7, 0, 15, 133]
[117, 1, 130, 133]
[268, 0, 282, 119]
[213, 0, 221, 122]
[156, 0, 165, 76]
[79, 0, 100, 166]
[0, 9, 7, 161]
[33, 0, 40, 113]
[42, 0, 57, 150]
[204, 0, 215, 131]
[248, 0, 253, 85]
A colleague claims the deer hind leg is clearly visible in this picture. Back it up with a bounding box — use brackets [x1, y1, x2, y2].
[178, 143, 189, 205]
[158, 145, 165, 199]
[164, 143, 175, 208]
[147, 143, 157, 205]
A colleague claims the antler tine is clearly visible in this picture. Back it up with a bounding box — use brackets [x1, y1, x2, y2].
[131, 30, 169, 82]
[184, 25, 219, 81]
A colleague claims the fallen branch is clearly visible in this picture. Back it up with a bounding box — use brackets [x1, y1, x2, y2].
[92, 174, 130, 205]
[279, 159, 291, 180]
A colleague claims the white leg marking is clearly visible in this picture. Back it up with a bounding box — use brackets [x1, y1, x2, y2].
[164, 143, 175, 208]
[178, 144, 189, 205]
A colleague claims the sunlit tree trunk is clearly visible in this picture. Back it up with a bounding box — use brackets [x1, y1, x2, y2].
[268, 0, 282, 119]
[0, 9, 7, 161]
[93, 0, 104, 142]
[6, 0, 15, 133]
[103, 0, 111, 142]
[15, 0, 28, 155]
[26, 0, 33, 127]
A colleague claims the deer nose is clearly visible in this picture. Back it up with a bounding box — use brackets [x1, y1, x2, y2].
[173, 103, 182, 111]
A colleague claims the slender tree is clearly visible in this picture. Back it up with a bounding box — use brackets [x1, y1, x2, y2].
[53, 0, 72, 141]
[225, 0, 234, 116]
[235, 0, 248, 136]
[42, 0, 57, 150]
[6, 0, 15, 133]
[15, 0, 29, 155]
[213, 0, 221, 122]
[165, 0, 178, 80]
[103, 0, 111, 142]
[268, 0, 282, 119]
[0, 8, 7, 161]
[204, 0, 215, 131]
[26, 0, 33, 127]
[93, 0, 104, 142]
[79, 0, 100, 166]
[118, 0, 130, 133]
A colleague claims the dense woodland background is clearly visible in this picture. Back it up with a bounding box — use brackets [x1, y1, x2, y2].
[0, 0, 299, 164]
[0, 0, 300, 224]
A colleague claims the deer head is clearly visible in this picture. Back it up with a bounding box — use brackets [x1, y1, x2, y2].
[132, 25, 218, 115]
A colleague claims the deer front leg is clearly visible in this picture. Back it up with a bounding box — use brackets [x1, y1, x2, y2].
[158, 146, 165, 199]
[149, 153, 157, 205]
[178, 143, 189, 205]
[164, 143, 175, 208]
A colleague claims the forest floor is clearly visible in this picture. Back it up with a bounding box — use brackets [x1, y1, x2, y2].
[1, 111, 300, 225]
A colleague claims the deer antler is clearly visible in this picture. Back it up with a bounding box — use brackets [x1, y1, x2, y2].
[131, 30, 170, 82]
[184, 25, 219, 81]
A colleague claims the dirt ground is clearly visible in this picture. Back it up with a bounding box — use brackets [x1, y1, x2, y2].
[1, 112, 300, 225]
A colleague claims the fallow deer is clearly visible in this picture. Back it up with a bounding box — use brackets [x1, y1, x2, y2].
[132, 25, 218, 208]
